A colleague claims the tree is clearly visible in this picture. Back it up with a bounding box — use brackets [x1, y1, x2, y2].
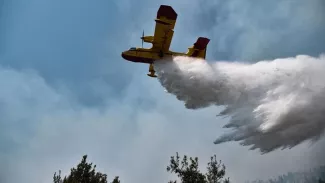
[53, 155, 118, 183]
[54, 153, 231, 183]
[111, 176, 120, 183]
[167, 152, 230, 183]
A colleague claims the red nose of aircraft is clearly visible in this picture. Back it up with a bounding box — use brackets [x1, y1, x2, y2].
[121, 52, 131, 61]
[121, 51, 154, 63]
[121, 51, 142, 62]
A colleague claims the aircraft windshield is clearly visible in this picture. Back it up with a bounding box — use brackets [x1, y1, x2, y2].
[129, 47, 136, 51]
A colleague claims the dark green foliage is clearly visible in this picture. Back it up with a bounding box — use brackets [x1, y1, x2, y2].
[54, 153, 231, 183]
[53, 170, 62, 183]
[167, 152, 230, 183]
[53, 155, 112, 183]
[206, 155, 229, 183]
[111, 176, 120, 183]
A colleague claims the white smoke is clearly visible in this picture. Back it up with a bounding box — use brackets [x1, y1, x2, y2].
[154, 55, 325, 153]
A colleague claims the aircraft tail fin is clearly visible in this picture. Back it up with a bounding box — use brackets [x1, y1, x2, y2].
[186, 37, 210, 59]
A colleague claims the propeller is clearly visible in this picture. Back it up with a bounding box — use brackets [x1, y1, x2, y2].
[140, 30, 144, 48]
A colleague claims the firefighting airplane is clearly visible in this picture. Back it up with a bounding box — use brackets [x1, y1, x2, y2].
[121, 5, 210, 78]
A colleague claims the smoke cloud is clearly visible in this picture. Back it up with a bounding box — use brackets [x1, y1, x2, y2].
[155, 55, 325, 153]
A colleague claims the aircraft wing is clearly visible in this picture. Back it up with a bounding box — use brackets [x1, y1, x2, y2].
[152, 5, 177, 52]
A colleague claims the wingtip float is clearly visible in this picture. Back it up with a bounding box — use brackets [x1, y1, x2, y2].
[121, 5, 210, 78]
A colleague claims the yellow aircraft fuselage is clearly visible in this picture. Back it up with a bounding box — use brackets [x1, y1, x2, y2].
[121, 48, 186, 64]
[121, 5, 210, 78]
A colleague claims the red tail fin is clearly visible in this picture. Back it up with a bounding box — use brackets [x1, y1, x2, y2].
[193, 37, 210, 50]
[188, 37, 210, 59]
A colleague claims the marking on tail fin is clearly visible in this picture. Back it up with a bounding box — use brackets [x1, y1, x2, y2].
[191, 50, 200, 57]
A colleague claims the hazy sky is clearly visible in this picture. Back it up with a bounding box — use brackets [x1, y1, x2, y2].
[0, 0, 325, 182]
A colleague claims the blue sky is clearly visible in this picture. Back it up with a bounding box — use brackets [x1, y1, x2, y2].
[0, 0, 325, 182]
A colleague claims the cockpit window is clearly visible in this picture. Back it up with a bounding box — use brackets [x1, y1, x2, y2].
[129, 47, 136, 51]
